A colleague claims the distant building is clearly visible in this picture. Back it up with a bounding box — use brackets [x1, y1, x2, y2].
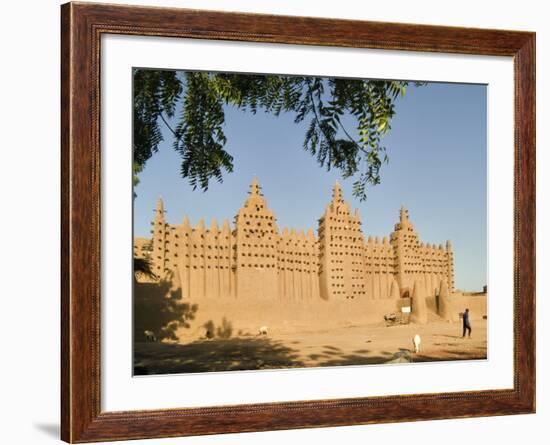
[135, 178, 455, 301]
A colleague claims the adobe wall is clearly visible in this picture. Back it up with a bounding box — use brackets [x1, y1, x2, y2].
[138, 179, 456, 303]
[172, 295, 402, 342]
[449, 293, 488, 320]
[135, 276, 487, 343]
[133, 178, 469, 341]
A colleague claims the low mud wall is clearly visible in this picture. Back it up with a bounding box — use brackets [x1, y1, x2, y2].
[172, 297, 402, 342]
[450, 294, 487, 320]
[134, 279, 487, 343]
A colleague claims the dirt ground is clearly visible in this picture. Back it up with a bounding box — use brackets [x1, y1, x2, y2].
[134, 319, 487, 375]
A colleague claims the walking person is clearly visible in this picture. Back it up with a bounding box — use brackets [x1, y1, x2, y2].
[462, 308, 472, 338]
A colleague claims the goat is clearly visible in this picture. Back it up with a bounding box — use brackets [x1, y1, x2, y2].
[412, 334, 421, 354]
[144, 330, 157, 342]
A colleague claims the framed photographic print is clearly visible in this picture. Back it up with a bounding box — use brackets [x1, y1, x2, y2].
[61, 2, 535, 442]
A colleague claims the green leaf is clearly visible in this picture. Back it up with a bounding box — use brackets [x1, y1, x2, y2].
[133, 70, 422, 200]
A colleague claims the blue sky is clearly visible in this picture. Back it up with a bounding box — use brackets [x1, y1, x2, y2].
[133, 77, 487, 291]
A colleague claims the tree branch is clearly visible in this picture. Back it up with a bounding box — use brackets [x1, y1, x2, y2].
[307, 82, 330, 144]
[158, 111, 179, 139]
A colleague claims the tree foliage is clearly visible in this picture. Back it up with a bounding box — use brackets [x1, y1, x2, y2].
[133, 257, 157, 280]
[133, 69, 422, 200]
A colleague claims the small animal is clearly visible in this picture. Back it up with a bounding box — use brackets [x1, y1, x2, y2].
[144, 330, 157, 342]
[257, 326, 269, 336]
[412, 334, 421, 353]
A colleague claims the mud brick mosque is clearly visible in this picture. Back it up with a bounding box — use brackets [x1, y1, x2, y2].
[135, 178, 455, 303]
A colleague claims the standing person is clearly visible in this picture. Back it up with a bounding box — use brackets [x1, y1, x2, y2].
[462, 308, 472, 338]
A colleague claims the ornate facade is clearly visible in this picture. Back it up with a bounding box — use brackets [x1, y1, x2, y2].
[135, 178, 454, 301]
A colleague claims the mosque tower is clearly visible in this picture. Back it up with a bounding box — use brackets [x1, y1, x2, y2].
[233, 177, 280, 299]
[390, 205, 420, 295]
[151, 197, 167, 276]
[318, 181, 366, 300]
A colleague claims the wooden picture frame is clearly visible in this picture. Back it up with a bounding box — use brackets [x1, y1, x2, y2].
[61, 2, 535, 442]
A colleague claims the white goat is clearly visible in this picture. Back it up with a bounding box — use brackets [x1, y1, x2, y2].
[412, 334, 421, 354]
[144, 330, 157, 342]
[257, 326, 269, 336]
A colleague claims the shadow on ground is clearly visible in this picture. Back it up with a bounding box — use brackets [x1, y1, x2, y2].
[134, 335, 487, 375]
[134, 337, 304, 375]
[134, 274, 198, 342]
[135, 340, 417, 374]
[314, 349, 396, 367]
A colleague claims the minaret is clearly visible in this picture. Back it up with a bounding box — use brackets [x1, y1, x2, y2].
[399, 205, 412, 228]
[249, 176, 261, 196]
[332, 180, 344, 207]
[318, 181, 365, 300]
[234, 177, 279, 299]
[151, 197, 166, 276]
[156, 196, 164, 214]
[390, 205, 419, 294]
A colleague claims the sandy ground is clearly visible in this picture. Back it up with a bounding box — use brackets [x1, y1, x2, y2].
[134, 319, 487, 375]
